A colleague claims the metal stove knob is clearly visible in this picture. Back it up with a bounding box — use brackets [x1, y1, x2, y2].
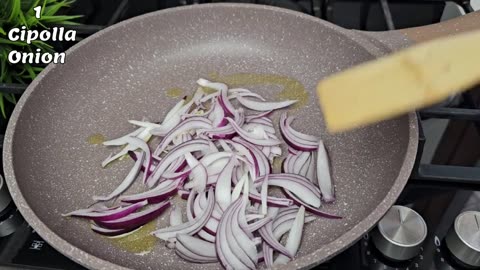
[445, 211, 480, 268]
[371, 205, 427, 261]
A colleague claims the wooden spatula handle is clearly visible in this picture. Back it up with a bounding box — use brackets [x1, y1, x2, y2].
[400, 11, 480, 43]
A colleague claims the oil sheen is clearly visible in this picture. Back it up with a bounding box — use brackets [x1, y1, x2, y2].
[87, 133, 105, 145]
[109, 221, 158, 255]
[208, 72, 309, 109]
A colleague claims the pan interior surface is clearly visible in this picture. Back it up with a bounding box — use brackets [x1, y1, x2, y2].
[5, 4, 415, 270]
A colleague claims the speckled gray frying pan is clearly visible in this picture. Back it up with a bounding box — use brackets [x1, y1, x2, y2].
[3, 3, 479, 270]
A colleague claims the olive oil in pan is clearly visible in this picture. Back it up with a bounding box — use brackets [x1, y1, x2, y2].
[166, 87, 184, 98]
[109, 221, 158, 255]
[87, 133, 106, 145]
[208, 72, 309, 109]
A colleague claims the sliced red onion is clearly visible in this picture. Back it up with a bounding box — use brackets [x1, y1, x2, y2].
[149, 97, 187, 136]
[91, 223, 141, 237]
[170, 205, 183, 226]
[255, 174, 321, 208]
[197, 78, 227, 92]
[263, 242, 274, 268]
[273, 215, 316, 240]
[226, 118, 281, 146]
[208, 99, 225, 127]
[231, 137, 270, 177]
[306, 151, 317, 183]
[147, 139, 210, 187]
[152, 117, 212, 156]
[279, 113, 319, 151]
[245, 111, 273, 121]
[123, 137, 152, 183]
[236, 95, 297, 111]
[175, 234, 217, 263]
[215, 157, 236, 211]
[93, 152, 145, 201]
[229, 88, 265, 101]
[284, 151, 313, 183]
[102, 127, 144, 146]
[259, 220, 293, 258]
[184, 153, 208, 192]
[218, 87, 236, 116]
[247, 216, 272, 232]
[97, 201, 170, 230]
[63, 200, 148, 222]
[243, 122, 275, 136]
[178, 189, 190, 199]
[260, 175, 269, 215]
[284, 191, 341, 219]
[231, 172, 248, 202]
[172, 133, 193, 146]
[274, 206, 305, 265]
[197, 229, 216, 242]
[186, 190, 196, 222]
[120, 178, 180, 203]
[128, 120, 161, 129]
[101, 128, 152, 168]
[152, 188, 214, 241]
[317, 140, 335, 203]
[248, 192, 293, 208]
[217, 198, 257, 269]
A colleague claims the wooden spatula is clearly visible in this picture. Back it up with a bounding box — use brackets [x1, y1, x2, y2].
[317, 30, 480, 133]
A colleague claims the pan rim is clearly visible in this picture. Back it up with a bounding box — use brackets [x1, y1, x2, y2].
[3, 3, 418, 270]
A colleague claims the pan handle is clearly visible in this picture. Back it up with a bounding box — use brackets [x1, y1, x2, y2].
[356, 10, 480, 52]
[399, 10, 480, 43]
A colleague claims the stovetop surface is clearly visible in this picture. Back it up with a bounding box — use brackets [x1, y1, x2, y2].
[0, 185, 477, 270]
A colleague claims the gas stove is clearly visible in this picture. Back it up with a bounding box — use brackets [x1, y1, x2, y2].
[0, 1, 479, 269]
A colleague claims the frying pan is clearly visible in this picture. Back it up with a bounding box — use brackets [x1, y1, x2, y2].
[3, 3, 479, 270]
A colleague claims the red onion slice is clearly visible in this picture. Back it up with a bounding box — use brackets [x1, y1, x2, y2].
[147, 139, 210, 187]
[247, 216, 272, 232]
[63, 200, 148, 222]
[93, 152, 145, 201]
[215, 156, 236, 211]
[255, 174, 321, 207]
[273, 215, 316, 240]
[274, 206, 305, 265]
[236, 95, 297, 111]
[248, 192, 293, 207]
[317, 140, 335, 203]
[244, 110, 273, 122]
[149, 97, 188, 136]
[226, 118, 281, 146]
[102, 127, 144, 146]
[97, 201, 170, 230]
[184, 153, 208, 192]
[260, 175, 269, 215]
[229, 88, 266, 101]
[120, 178, 180, 203]
[279, 113, 319, 151]
[153, 117, 212, 156]
[284, 190, 341, 219]
[197, 229, 216, 242]
[175, 234, 217, 263]
[263, 242, 274, 268]
[152, 188, 215, 241]
[231, 137, 270, 177]
[91, 223, 141, 237]
[259, 220, 293, 258]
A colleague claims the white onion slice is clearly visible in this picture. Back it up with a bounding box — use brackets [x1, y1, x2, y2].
[236, 95, 297, 111]
[274, 206, 305, 264]
[317, 140, 335, 202]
